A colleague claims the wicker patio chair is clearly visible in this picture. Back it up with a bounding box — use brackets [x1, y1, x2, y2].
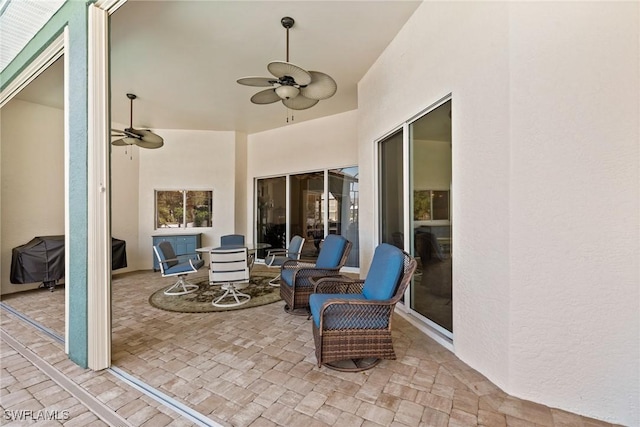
[279, 234, 352, 315]
[309, 243, 417, 371]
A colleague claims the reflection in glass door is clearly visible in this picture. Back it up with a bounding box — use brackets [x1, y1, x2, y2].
[329, 167, 360, 267]
[256, 177, 286, 259]
[290, 171, 325, 262]
[410, 100, 452, 335]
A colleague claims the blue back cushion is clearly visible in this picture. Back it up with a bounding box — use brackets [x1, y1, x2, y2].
[362, 244, 404, 300]
[221, 234, 245, 246]
[288, 235, 304, 258]
[315, 235, 347, 269]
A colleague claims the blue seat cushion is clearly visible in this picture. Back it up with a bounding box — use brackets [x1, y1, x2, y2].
[164, 258, 203, 275]
[362, 243, 404, 301]
[309, 293, 368, 328]
[315, 235, 347, 269]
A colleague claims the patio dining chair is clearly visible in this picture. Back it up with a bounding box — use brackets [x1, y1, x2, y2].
[309, 243, 416, 371]
[279, 234, 352, 315]
[153, 241, 205, 296]
[209, 247, 251, 307]
[264, 235, 304, 286]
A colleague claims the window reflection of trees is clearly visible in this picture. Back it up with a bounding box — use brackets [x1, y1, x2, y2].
[155, 190, 212, 228]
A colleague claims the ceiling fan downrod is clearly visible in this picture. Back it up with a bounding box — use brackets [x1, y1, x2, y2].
[281, 16, 294, 62]
[126, 93, 136, 131]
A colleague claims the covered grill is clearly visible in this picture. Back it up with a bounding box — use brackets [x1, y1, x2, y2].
[10, 236, 127, 290]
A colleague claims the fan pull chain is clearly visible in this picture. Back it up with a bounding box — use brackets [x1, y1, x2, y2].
[285, 109, 295, 124]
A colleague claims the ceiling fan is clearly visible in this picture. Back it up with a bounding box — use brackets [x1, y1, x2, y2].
[237, 16, 337, 110]
[111, 93, 164, 149]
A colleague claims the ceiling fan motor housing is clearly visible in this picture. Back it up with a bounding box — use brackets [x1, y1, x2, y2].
[281, 17, 294, 29]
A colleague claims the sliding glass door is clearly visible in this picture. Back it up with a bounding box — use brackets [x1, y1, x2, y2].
[329, 167, 359, 267]
[378, 98, 453, 337]
[290, 171, 325, 262]
[410, 100, 452, 334]
[256, 176, 287, 259]
[255, 167, 360, 268]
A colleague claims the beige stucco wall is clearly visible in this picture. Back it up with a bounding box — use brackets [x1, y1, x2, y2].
[358, 1, 639, 425]
[1, 99, 64, 294]
[136, 129, 237, 270]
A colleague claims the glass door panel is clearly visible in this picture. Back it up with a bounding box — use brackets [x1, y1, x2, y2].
[290, 171, 325, 262]
[379, 130, 405, 249]
[256, 176, 286, 259]
[410, 100, 452, 334]
[329, 167, 359, 267]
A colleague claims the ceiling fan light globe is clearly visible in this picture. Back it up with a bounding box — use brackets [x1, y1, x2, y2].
[275, 85, 300, 100]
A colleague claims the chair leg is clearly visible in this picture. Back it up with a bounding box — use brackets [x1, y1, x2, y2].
[163, 275, 199, 296]
[212, 283, 251, 307]
[268, 273, 281, 287]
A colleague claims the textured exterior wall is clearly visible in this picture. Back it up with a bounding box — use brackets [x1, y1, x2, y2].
[359, 0, 512, 390]
[358, 1, 639, 425]
[507, 3, 639, 423]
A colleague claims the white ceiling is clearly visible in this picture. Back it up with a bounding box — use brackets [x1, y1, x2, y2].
[14, 1, 421, 135]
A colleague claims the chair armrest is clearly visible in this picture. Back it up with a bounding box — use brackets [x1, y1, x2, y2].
[318, 298, 395, 331]
[266, 248, 288, 256]
[175, 252, 201, 260]
[159, 253, 201, 265]
[281, 260, 316, 270]
[313, 276, 364, 294]
[292, 266, 342, 282]
[265, 249, 299, 266]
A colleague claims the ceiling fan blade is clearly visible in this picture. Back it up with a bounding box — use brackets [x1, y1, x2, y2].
[300, 71, 337, 100]
[267, 61, 312, 86]
[111, 137, 137, 146]
[136, 139, 164, 149]
[251, 89, 281, 104]
[237, 77, 277, 87]
[282, 95, 319, 110]
[128, 129, 164, 148]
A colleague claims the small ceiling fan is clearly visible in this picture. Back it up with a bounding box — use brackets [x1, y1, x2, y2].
[237, 16, 337, 110]
[111, 93, 163, 149]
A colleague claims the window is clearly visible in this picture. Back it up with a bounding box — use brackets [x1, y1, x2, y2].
[155, 190, 212, 229]
[413, 190, 450, 221]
